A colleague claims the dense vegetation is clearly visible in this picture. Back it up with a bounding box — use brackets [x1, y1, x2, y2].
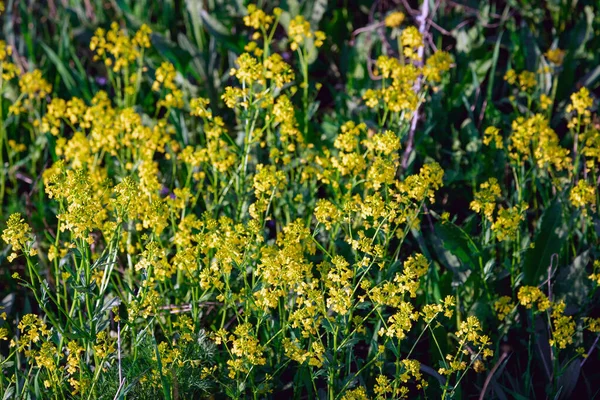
[0, 0, 599, 398]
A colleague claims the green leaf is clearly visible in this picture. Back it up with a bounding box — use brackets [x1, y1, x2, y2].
[310, 0, 328, 26]
[151, 33, 193, 71]
[554, 250, 592, 307]
[1, 386, 14, 400]
[40, 42, 77, 94]
[523, 200, 566, 285]
[486, 30, 504, 102]
[434, 221, 480, 271]
[556, 360, 580, 400]
[200, 9, 231, 38]
[153, 336, 172, 400]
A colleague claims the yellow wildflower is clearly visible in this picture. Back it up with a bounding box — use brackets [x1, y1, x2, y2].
[385, 11, 405, 28]
[2, 213, 36, 262]
[494, 296, 514, 320]
[517, 286, 550, 311]
[424, 51, 453, 83]
[549, 301, 575, 349]
[244, 4, 274, 30]
[545, 48, 565, 65]
[570, 180, 596, 215]
[483, 126, 503, 148]
[400, 26, 422, 60]
[288, 15, 312, 51]
[470, 178, 502, 221]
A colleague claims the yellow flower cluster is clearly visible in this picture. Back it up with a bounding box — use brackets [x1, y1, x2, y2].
[364, 56, 420, 116]
[517, 286, 550, 311]
[567, 87, 593, 116]
[314, 199, 341, 230]
[545, 48, 565, 65]
[549, 301, 575, 349]
[483, 126, 503, 148]
[224, 323, 266, 378]
[470, 178, 502, 221]
[45, 166, 108, 242]
[341, 387, 370, 400]
[569, 180, 596, 214]
[421, 296, 455, 321]
[424, 51, 453, 83]
[567, 87, 594, 128]
[272, 94, 303, 158]
[0, 310, 7, 341]
[288, 15, 325, 51]
[492, 203, 528, 241]
[399, 162, 444, 203]
[540, 93, 553, 110]
[385, 11, 405, 28]
[93, 331, 115, 360]
[2, 213, 36, 262]
[504, 69, 536, 91]
[15, 314, 51, 351]
[9, 70, 53, 114]
[364, 42, 452, 118]
[400, 26, 423, 60]
[509, 114, 571, 171]
[244, 4, 277, 31]
[582, 128, 600, 170]
[0, 41, 19, 82]
[589, 260, 600, 285]
[439, 316, 493, 379]
[90, 22, 152, 73]
[183, 113, 237, 175]
[494, 296, 515, 320]
[153, 61, 183, 109]
[585, 316, 600, 333]
[376, 359, 426, 398]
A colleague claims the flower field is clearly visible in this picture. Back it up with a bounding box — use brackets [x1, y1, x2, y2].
[0, 0, 599, 398]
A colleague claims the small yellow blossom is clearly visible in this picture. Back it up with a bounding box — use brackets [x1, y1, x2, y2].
[517, 286, 550, 312]
[470, 178, 502, 221]
[540, 94, 552, 110]
[424, 51, 453, 83]
[567, 87, 594, 116]
[400, 26, 422, 60]
[545, 48, 565, 65]
[570, 180, 596, 215]
[584, 317, 600, 333]
[341, 387, 370, 400]
[589, 260, 600, 286]
[483, 126, 503, 148]
[549, 301, 575, 349]
[244, 4, 275, 30]
[385, 11, 405, 28]
[2, 213, 35, 262]
[288, 15, 314, 51]
[494, 296, 514, 320]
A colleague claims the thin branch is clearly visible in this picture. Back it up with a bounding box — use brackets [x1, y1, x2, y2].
[447, 0, 502, 19]
[428, 19, 451, 36]
[398, 0, 419, 16]
[581, 334, 600, 368]
[479, 349, 510, 400]
[117, 321, 122, 385]
[401, 0, 429, 170]
[420, 363, 446, 385]
[350, 23, 384, 44]
[113, 321, 124, 400]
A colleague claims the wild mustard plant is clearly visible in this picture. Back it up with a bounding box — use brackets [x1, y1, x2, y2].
[0, 2, 599, 399]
